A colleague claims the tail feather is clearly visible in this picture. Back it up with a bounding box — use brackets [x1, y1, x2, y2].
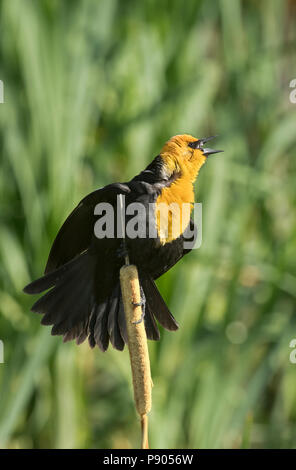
[90, 284, 125, 352]
[93, 302, 110, 352]
[141, 276, 179, 331]
[51, 292, 93, 336]
[24, 252, 178, 350]
[37, 265, 93, 334]
[26, 251, 97, 344]
[144, 301, 161, 340]
[31, 282, 66, 317]
[107, 284, 124, 351]
[49, 278, 94, 335]
[88, 307, 98, 349]
[31, 265, 86, 319]
[63, 318, 89, 345]
[118, 299, 128, 344]
[23, 252, 88, 294]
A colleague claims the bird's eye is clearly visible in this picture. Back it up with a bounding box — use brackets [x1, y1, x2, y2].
[188, 141, 200, 149]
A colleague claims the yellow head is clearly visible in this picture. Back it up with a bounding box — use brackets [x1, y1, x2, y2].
[160, 134, 222, 183]
[155, 134, 223, 244]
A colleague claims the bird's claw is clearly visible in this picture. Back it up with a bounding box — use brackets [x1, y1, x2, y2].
[132, 300, 145, 324]
[132, 310, 145, 325]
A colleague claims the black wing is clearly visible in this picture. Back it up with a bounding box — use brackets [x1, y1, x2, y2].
[45, 183, 130, 274]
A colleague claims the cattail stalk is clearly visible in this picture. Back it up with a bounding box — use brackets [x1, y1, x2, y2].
[118, 194, 152, 449]
[120, 264, 151, 448]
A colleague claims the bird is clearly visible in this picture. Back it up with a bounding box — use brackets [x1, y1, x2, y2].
[23, 134, 222, 351]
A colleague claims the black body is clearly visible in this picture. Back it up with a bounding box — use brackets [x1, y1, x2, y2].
[24, 156, 196, 351]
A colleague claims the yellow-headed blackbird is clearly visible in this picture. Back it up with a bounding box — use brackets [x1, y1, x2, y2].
[24, 134, 222, 351]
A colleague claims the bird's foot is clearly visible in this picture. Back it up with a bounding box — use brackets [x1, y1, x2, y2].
[132, 305, 145, 324]
[132, 290, 145, 324]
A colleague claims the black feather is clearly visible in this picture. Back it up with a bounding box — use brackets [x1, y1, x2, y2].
[24, 252, 89, 295]
[93, 301, 110, 352]
[141, 276, 179, 331]
[107, 284, 124, 351]
[118, 298, 128, 344]
[144, 301, 160, 340]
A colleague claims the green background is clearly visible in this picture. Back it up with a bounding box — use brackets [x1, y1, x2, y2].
[0, 0, 296, 449]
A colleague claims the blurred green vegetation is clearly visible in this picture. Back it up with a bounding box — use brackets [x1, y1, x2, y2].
[1, 0, 296, 449]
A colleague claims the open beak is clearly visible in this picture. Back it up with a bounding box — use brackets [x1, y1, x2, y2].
[193, 135, 223, 156]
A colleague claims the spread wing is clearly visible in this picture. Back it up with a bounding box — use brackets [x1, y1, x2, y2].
[44, 183, 130, 274]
